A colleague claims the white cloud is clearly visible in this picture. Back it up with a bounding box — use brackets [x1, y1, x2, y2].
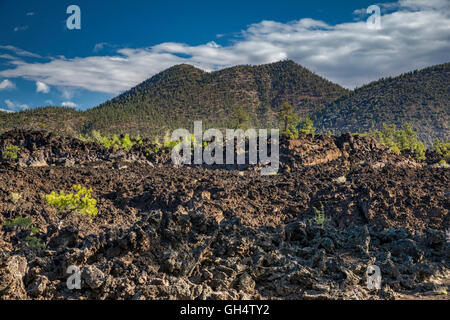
[0, 45, 42, 58]
[93, 42, 113, 53]
[0, 79, 15, 90]
[26, 12, 35, 16]
[36, 81, 50, 93]
[0, 0, 448, 92]
[399, 0, 450, 10]
[61, 101, 77, 108]
[93, 42, 107, 53]
[93, 42, 122, 53]
[4, 99, 28, 111]
[14, 26, 29, 32]
[0, 54, 18, 60]
[59, 87, 74, 99]
[4, 100, 13, 108]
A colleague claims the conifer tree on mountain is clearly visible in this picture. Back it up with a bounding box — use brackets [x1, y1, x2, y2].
[278, 102, 299, 139]
[232, 105, 250, 130]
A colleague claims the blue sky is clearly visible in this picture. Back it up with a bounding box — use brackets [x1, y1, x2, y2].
[0, 0, 449, 111]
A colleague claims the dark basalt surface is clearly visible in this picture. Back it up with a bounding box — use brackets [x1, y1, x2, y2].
[0, 130, 448, 300]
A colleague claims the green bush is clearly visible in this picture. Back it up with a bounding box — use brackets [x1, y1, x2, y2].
[298, 117, 316, 137]
[120, 134, 134, 151]
[3, 216, 32, 229]
[135, 135, 144, 146]
[371, 123, 426, 160]
[281, 124, 299, 139]
[3, 217, 45, 249]
[167, 134, 202, 152]
[308, 202, 329, 228]
[145, 136, 180, 156]
[2, 144, 20, 160]
[433, 138, 450, 160]
[164, 137, 181, 149]
[84, 130, 141, 152]
[45, 184, 98, 217]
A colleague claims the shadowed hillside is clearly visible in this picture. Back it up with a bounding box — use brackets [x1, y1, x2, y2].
[0, 107, 84, 136]
[314, 63, 450, 145]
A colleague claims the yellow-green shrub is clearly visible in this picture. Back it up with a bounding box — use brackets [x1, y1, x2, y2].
[2, 144, 20, 160]
[84, 130, 141, 152]
[45, 184, 98, 217]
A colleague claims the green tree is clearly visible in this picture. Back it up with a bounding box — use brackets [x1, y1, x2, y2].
[372, 124, 400, 154]
[299, 117, 316, 137]
[395, 123, 426, 160]
[232, 105, 250, 129]
[278, 102, 299, 139]
[372, 123, 426, 160]
[433, 138, 450, 161]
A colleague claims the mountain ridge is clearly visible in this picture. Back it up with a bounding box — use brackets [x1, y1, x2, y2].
[0, 60, 448, 143]
[82, 59, 348, 135]
[315, 62, 450, 144]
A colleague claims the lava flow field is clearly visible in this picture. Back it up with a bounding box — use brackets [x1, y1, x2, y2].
[0, 130, 448, 300]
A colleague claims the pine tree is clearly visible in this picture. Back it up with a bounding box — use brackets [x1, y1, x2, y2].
[277, 102, 299, 138]
[299, 117, 316, 137]
[232, 105, 250, 129]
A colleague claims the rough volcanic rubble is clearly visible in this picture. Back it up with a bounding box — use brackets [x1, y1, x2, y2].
[0, 130, 448, 300]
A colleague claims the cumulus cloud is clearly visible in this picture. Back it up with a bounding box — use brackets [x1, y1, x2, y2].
[0, 0, 448, 92]
[36, 81, 50, 93]
[26, 12, 35, 16]
[4, 99, 28, 111]
[61, 101, 77, 108]
[0, 79, 15, 90]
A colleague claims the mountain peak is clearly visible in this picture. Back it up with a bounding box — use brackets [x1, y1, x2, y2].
[81, 60, 347, 136]
[163, 63, 206, 73]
